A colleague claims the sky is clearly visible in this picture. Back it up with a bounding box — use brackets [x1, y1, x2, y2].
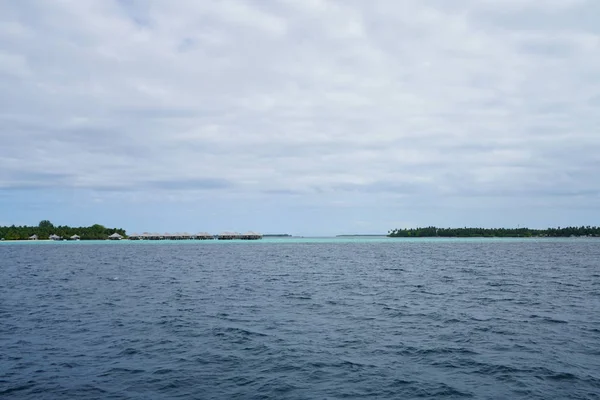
[1, 0, 599, 236]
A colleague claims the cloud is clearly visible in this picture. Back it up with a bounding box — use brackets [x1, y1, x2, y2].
[144, 177, 233, 191]
[1, 0, 599, 232]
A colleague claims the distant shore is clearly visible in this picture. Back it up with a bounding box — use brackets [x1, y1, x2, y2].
[1, 239, 53, 242]
[336, 234, 387, 237]
[388, 226, 600, 238]
[0, 221, 126, 241]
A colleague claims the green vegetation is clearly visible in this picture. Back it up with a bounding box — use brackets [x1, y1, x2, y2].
[263, 234, 292, 237]
[0, 220, 127, 240]
[387, 226, 600, 238]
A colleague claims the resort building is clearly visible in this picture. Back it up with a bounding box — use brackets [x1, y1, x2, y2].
[49, 234, 61, 241]
[108, 233, 123, 240]
[70, 235, 80, 241]
[125, 231, 262, 240]
[29, 234, 38, 240]
[240, 231, 263, 240]
[217, 232, 241, 240]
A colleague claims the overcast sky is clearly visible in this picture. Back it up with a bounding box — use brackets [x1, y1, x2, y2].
[1, 0, 599, 235]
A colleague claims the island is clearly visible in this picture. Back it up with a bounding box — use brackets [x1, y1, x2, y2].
[0, 220, 127, 241]
[262, 234, 292, 238]
[387, 226, 600, 238]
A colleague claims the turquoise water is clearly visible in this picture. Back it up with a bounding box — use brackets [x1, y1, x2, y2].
[2, 237, 594, 245]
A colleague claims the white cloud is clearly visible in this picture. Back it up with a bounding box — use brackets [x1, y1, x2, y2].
[1, 0, 599, 232]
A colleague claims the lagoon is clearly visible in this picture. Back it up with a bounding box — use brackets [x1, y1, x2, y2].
[1, 238, 599, 398]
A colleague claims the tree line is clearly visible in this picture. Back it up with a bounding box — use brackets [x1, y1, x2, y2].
[388, 226, 600, 238]
[0, 220, 127, 240]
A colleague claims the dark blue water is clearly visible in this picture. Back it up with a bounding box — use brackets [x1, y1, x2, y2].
[1, 239, 600, 399]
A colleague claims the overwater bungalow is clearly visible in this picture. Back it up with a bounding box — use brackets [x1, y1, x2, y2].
[125, 231, 261, 240]
[49, 234, 61, 241]
[137, 232, 164, 240]
[29, 234, 38, 240]
[70, 235, 80, 241]
[240, 231, 263, 240]
[217, 231, 241, 240]
[108, 232, 123, 240]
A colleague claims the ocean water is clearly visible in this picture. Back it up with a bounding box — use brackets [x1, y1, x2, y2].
[1, 238, 599, 399]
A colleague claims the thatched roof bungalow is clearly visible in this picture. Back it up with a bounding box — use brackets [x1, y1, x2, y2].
[70, 234, 80, 240]
[195, 232, 214, 240]
[49, 234, 61, 241]
[139, 232, 163, 240]
[241, 231, 263, 240]
[217, 231, 241, 240]
[108, 232, 123, 240]
[29, 234, 38, 240]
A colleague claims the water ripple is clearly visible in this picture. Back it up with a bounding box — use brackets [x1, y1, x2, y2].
[1, 239, 600, 399]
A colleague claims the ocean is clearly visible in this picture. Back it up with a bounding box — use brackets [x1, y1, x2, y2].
[1, 238, 599, 399]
